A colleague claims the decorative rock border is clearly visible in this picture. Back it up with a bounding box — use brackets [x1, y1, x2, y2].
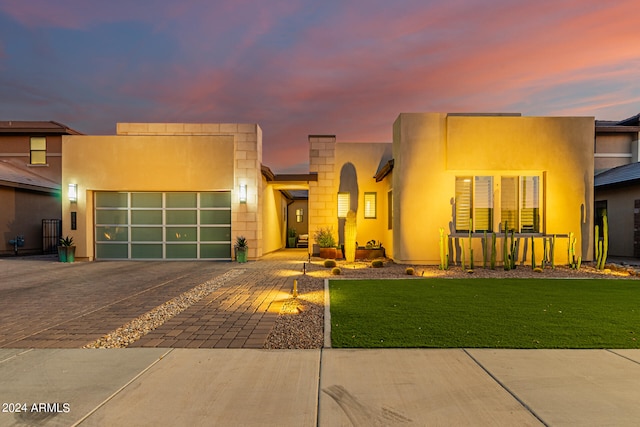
[84, 269, 246, 349]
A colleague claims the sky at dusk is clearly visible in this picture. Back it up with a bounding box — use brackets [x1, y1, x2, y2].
[1, 0, 639, 173]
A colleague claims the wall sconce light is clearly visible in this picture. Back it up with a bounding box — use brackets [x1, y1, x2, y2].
[239, 184, 247, 203]
[68, 183, 78, 202]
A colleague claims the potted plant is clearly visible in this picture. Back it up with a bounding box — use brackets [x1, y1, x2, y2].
[235, 235, 248, 263]
[58, 236, 76, 263]
[356, 240, 385, 260]
[314, 227, 337, 259]
[287, 228, 298, 248]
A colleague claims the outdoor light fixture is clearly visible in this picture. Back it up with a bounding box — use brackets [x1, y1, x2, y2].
[68, 184, 78, 202]
[239, 184, 247, 203]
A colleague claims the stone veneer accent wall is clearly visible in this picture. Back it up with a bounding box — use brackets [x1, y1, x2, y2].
[308, 135, 337, 253]
[116, 123, 263, 259]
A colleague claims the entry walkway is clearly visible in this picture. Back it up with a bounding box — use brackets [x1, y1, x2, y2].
[1, 348, 640, 426]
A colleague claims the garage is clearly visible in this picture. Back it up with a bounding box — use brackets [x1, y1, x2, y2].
[95, 191, 231, 260]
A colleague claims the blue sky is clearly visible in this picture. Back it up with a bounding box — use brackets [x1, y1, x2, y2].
[1, 0, 639, 172]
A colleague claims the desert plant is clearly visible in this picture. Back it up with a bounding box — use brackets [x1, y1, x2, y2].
[568, 232, 581, 270]
[365, 240, 381, 249]
[438, 228, 448, 270]
[59, 235, 74, 246]
[287, 228, 297, 238]
[490, 232, 496, 269]
[371, 259, 384, 268]
[323, 259, 337, 268]
[482, 231, 488, 269]
[468, 219, 474, 270]
[331, 267, 342, 275]
[596, 211, 609, 270]
[314, 227, 336, 248]
[344, 210, 357, 262]
[405, 267, 415, 275]
[531, 236, 536, 270]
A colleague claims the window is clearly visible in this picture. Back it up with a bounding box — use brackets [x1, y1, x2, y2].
[455, 176, 493, 232]
[520, 176, 540, 232]
[337, 192, 350, 218]
[501, 176, 541, 233]
[388, 190, 393, 230]
[30, 137, 46, 165]
[364, 192, 377, 219]
[296, 208, 303, 223]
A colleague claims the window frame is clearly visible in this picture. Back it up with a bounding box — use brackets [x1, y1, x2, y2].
[364, 192, 377, 219]
[30, 136, 47, 165]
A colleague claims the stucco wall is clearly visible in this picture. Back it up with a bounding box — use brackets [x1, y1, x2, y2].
[261, 180, 287, 254]
[0, 187, 60, 256]
[392, 113, 594, 265]
[334, 142, 392, 250]
[62, 133, 239, 260]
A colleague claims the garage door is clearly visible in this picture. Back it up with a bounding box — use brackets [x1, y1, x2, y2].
[95, 192, 231, 260]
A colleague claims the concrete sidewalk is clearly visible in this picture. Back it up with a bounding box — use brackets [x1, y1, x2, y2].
[2, 348, 640, 426]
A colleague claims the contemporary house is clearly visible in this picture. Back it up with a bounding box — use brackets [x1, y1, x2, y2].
[61, 113, 595, 264]
[0, 121, 82, 256]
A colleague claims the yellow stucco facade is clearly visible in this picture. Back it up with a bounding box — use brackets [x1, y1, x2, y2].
[309, 113, 594, 265]
[62, 123, 276, 261]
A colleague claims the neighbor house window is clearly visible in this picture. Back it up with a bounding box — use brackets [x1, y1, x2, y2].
[364, 192, 377, 219]
[337, 192, 350, 218]
[296, 208, 303, 223]
[30, 137, 46, 165]
[455, 176, 493, 232]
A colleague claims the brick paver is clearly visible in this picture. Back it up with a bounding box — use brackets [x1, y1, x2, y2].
[0, 250, 309, 349]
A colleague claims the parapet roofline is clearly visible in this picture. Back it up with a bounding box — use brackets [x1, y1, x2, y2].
[0, 121, 83, 135]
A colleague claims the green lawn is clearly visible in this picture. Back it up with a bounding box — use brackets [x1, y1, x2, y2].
[329, 278, 640, 348]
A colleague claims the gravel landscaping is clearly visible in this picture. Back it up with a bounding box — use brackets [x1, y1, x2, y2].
[264, 258, 640, 349]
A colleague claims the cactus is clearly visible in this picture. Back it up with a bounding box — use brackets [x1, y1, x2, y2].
[550, 235, 556, 269]
[344, 210, 357, 263]
[482, 231, 488, 269]
[531, 236, 536, 270]
[491, 232, 496, 269]
[595, 224, 601, 267]
[509, 230, 517, 269]
[596, 212, 609, 270]
[468, 219, 474, 270]
[439, 227, 448, 270]
[503, 222, 510, 270]
[568, 232, 581, 270]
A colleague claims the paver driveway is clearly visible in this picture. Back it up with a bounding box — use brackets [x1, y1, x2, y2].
[0, 251, 306, 348]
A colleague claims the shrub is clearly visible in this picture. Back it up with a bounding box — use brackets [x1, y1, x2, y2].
[371, 259, 384, 268]
[331, 267, 342, 275]
[324, 259, 337, 268]
[405, 267, 415, 275]
[314, 227, 336, 248]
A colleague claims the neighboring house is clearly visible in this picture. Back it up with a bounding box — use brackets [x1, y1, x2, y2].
[0, 121, 82, 256]
[62, 123, 315, 261]
[593, 113, 640, 258]
[309, 113, 595, 265]
[595, 114, 640, 174]
[594, 163, 640, 258]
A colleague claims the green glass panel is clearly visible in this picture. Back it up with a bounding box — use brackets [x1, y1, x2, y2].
[96, 243, 128, 259]
[96, 192, 128, 208]
[131, 193, 162, 208]
[166, 210, 197, 224]
[201, 244, 231, 259]
[200, 227, 231, 241]
[166, 192, 196, 208]
[166, 244, 197, 258]
[132, 210, 162, 225]
[95, 210, 128, 225]
[200, 210, 231, 225]
[96, 226, 128, 241]
[166, 227, 197, 241]
[132, 244, 163, 259]
[132, 227, 162, 241]
[201, 192, 231, 208]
